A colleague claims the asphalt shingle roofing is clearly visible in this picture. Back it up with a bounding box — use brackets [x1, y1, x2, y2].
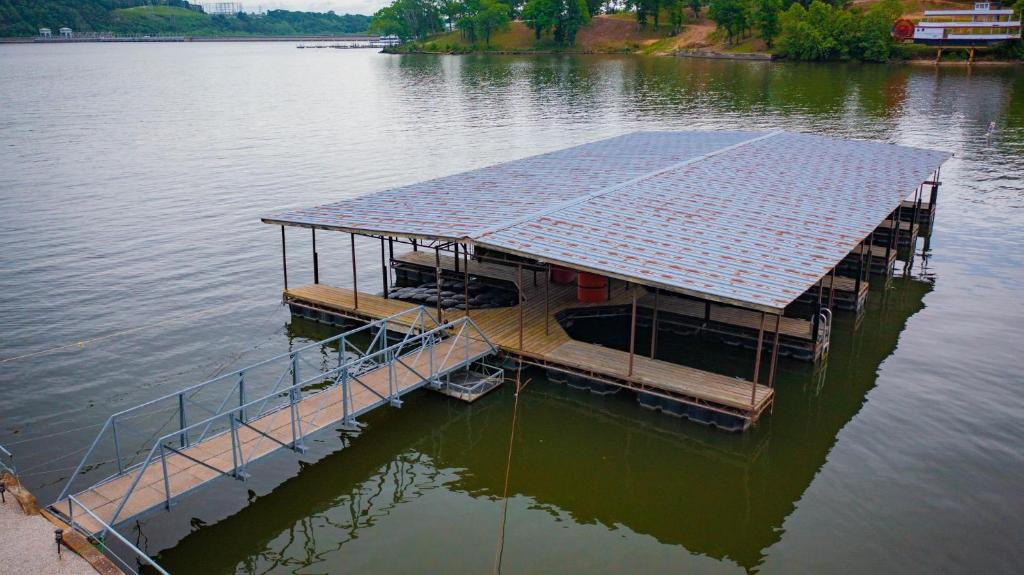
[264, 131, 950, 312]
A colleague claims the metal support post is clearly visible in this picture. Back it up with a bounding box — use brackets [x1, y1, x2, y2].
[650, 288, 659, 359]
[238, 372, 247, 423]
[381, 236, 389, 299]
[628, 285, 638, 376]
[435, 246, 443, 324]
[544, 265, 550, 336]
[281, 226, 288, 290]
[351, 233, 359, 309]
[159, 445, 171, 509]
[178, 393, 188, 448]
[312, 229, 319, 285]
[768, 314, 781, 387]
[112, 418, 123, 474]
[750, 312, 766, 414]
[518, 264, 524, 351]
[463, 244, 470, 317]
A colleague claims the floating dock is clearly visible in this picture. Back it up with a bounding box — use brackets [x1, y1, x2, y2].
[263, 130, 949, 432]
[37, 130, 949, 573]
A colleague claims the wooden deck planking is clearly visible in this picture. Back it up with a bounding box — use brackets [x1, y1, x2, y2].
[285, 283, 774, 419]
[59, 336, 491, 534]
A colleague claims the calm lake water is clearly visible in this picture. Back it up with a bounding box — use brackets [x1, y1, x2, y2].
[1, 43, 1022, 574]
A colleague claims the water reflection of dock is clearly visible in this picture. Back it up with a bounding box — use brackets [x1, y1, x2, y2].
[153, 272, 935, 573]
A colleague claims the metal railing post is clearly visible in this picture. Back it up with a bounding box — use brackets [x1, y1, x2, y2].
[111, 418, 123, 475]
[178, 393, 188, 448]
[238, 372, 247, 423]
[159, 444, 171, 509]
[57, 418, 112, 502]
[229, 414, 241, 478]
[341, 356, 350, 424]
[289, 353, 303, 451]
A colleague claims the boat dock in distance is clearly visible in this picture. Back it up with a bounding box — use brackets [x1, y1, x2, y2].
[264, 130, 951, 432]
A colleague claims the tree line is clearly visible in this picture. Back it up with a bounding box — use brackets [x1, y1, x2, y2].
[369, 0, 598, 46]
[0, 0, 370, 37]
[369, 0, 1024, 60]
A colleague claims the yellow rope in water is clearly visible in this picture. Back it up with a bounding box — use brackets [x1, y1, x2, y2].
[0, 297, 268, 365]
[493, 361, 526, 575]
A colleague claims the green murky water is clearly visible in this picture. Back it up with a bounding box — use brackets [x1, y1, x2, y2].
[1, 45, 1021, 573]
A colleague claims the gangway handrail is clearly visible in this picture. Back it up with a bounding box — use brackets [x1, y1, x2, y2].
[0, 442, 15, 476]
[108, 306, 435, 419]
[66, 494, 170, 575]
[56, 313, 497, 529]
[57, 305, 438, 502]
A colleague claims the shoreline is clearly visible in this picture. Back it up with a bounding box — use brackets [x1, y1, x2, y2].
[387, 46, 1022, 65]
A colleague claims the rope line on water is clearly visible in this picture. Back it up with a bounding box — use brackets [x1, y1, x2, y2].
[2, 302, 283, 479]
[0, 296, 271, 365]
[493, 361, 528, 575]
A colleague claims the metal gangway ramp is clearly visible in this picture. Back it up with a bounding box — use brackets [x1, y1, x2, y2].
[52, 306, 499, 538]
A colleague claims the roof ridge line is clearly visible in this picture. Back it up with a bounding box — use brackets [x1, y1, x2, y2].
[467, 130, 783, 242]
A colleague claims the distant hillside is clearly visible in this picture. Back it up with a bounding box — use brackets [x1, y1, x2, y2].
[0, 0, 370, 37]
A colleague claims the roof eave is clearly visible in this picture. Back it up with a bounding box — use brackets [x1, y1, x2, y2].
[470, 238, 787, 315]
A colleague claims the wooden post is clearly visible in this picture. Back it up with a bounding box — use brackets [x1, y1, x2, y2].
[280, 226, 288, 290]
[650, 288, 659, 359]
[517, 264, 524, 351]
[350, 233, 358, 309]
[380, 236, 388, 299]
[412, 238, 418, 252]
[454, 243, 460, 273]
[312, 229, 319, 285]
[435, 246, 443, 324]
[628, 284, 638, 376]
[768, 314, 781, 387]
[388, 237, 394, 264]
[750, 312, 766, 413]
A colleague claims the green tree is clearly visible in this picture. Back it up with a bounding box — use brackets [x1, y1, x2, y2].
[708, 0, 747, 43]
[555, 0, 590, 44]
[522, 0, 560, 39]
[439, 0, 462, 31]
[370, 5, 409, 38]
[472, 0, 510, 45]
[848, 0, 900, 61]
[668, 0, 685, 35]
[688, 0, 704, 19]
[755, 0, 782, 48]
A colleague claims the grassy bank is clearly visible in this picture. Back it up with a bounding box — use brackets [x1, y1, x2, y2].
[388, 2, 1021, 63]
